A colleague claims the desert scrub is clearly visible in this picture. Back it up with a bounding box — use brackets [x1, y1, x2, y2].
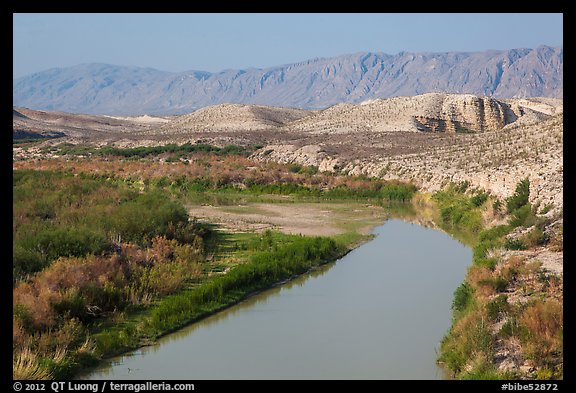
[13, 236, 207, 379]
[518, 300, 563, 371]
[452, 282, 474, 315]
[13, 170, 209, 280]
[432, 182, 486, 234]
[14, 153, 418, 206]
[539, 203, 554, 215]
[41, 142, 258, 158]
[506, 178, 530, 213]
[13, 170, 213, 379]
[472, 225, 512, 269]
[505, 178, 537, 228]
[439, 238, 563, 379]
[435, 177, 563, 379]
[486, 295, 510, 321]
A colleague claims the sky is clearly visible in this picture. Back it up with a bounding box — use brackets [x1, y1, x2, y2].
[13, 13, 563, 79]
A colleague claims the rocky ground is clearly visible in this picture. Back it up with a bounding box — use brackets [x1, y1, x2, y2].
[252, 114, 563, 215]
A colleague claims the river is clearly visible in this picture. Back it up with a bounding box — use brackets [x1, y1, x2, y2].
[82, 219, 471, 380]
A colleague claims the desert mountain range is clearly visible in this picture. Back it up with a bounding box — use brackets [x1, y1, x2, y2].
[13, 46, 562, 116]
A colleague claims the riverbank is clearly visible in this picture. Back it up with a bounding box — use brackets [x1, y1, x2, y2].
[86, 235, 349, 367]
[13, 157, 415, 380]
[76, 201, 403, 378]
[13, 145, 562, 380]
[433, 181, 563, 380]
[78, 199, 442, 380]
[83, 219, 472, 380]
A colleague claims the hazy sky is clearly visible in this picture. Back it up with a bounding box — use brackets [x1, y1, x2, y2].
[13, 13, 563, 79]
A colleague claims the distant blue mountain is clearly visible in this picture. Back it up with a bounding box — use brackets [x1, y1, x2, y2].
[13, 46, 562, 115]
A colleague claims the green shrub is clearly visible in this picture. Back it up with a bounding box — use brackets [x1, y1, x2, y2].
[13, 245, 46, 278]
[433, 187, 483, 233]
[29, 201, 56, 220]
[506, 178, 530, 213]
[25, 227, 109, 262]
[473, 239, 498, 261]
[501, 317, 520, 338]
[476, 258, 498, 270]
[471, 192, 488, 207]
[298, 165, 319, 175]
[14, 304, 35, 333]
[486, 295, 509, 321]
[40, 355, 77, 380]
[452, 282, 474, 313]
[53, 290, 88, 322]
[535, 367, 555, 380]
[504, 179, 535, 228]
[492, 276, 509, 292]
[152, 176, 170, 188]
[109, 192, 188, 242]
[492, 199, 503, 214]
[505, 237, 526, 250]
[288, 164, 302, 173]
[454, 181, 470, 193]
[439, 310, 494, 374]
[460, 358, 506, 380]
[478, 225, 511, 242]
[510, 204, 536, 228]
[461, 210, 483, 233]
[523, 227, 549, 248]
[539, 204, 554, 215]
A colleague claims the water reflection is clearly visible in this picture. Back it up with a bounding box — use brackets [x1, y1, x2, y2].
[149, 263, 335, 350]
[83, 218, 471, 380]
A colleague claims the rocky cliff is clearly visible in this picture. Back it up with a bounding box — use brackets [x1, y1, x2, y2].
[288, 93, 515, 134]
[134, 93, 560, 136]
[252, 113, 563, 213]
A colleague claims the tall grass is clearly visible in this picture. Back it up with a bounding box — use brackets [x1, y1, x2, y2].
[439, 308, 494, 376]
[432, 183, 486, 235]
[13, 170, 209, 279]
[519, 300, 563, 367]
[13, 347, 53, 380]
[16, 147, 418, 206]
[140, 236, 345, 339]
